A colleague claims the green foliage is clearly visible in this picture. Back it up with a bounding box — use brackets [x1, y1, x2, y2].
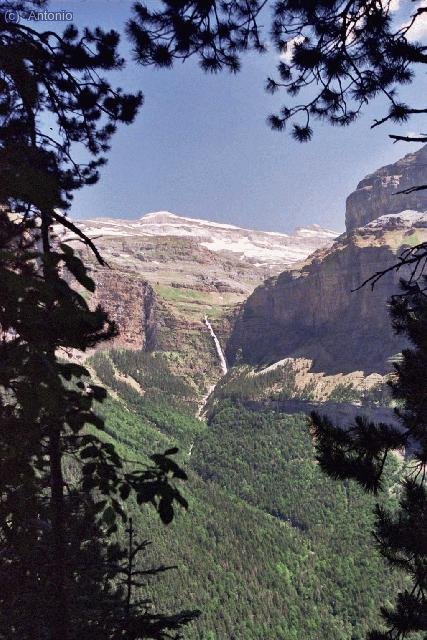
[210, 362, 297, 403]
[361, 382, 392, 407]
[110, 348, 194, 401]
[329, 382, 362, 403]
[329, 382, 392, 406]
[90, 351, 204, 448]
[94, 348, 404, 640]
[313, 280, 427, 638]
[209, 363, 393, 411]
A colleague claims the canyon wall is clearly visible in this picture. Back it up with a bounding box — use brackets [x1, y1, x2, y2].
[228, 143, 427, 375]
[91, 268, 157, 351]
[226, 237, 406, 374]
[74, 146, 427, 376]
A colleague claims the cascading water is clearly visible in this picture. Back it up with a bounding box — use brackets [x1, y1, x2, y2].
[204, 315, 228, 375]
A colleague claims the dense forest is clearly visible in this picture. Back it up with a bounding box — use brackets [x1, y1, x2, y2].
[89, 349, 404, 640]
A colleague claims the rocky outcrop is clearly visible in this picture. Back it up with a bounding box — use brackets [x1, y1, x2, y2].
[66, 209, 337, 375]
[90, 268, 157, 351]
[346, 144, 427, 232]
[227, 218, 427, 374]
[228, 143, 427, 375]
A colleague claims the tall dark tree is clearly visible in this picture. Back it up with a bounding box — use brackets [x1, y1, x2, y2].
[0, 2, 197, 638]
[312, 281, 427, 639]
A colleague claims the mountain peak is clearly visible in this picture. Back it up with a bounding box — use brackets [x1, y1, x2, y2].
[345, 144, 427, 232]
[74, 211, 337, 267]
[139, 211, 180, 221]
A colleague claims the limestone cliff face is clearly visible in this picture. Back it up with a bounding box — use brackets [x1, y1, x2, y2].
[228, 143, 427, 375]
[346, 145, 427, 232]
[90, 268, 157, 351]
[226, 221, 427, 374]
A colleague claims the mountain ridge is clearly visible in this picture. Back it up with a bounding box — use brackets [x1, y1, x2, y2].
[74, 210, 337, 267]
[70, 148, 427, 382]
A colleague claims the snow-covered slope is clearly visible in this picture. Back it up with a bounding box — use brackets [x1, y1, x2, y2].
[363, 210, 427, 230]
[74, 211, 336, 267]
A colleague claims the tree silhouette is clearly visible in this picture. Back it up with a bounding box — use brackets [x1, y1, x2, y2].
[312, 280, 427, 639]
[126, 0, 267, 72]
[126, 1, 427, 142]
[0, 211, 197, 639]
[0, 2, 197, 638]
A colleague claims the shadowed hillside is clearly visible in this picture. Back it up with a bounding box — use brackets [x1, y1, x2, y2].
[227, 158, 427, 374]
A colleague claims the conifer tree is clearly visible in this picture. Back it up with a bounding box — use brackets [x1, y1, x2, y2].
[126, 1, 427, 142]
[312, 280, 427, 639]
[0, 3, 197, 638]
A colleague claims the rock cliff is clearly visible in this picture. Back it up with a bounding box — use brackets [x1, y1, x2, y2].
[66, 212, 335, 388]
[227, 212, 427, 374]
[90, 268, 157, 351]
[346, 144, 427, 232]
[71, 148, 427, 379]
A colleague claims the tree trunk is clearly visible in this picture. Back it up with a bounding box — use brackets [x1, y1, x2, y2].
[49, 426, 68, 640]
[126, 517, 134, 619]
[40, 206, 69, 640]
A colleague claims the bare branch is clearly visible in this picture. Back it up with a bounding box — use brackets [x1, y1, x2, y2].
[394, 184, 427, 195]
[50, 210, 108, 267]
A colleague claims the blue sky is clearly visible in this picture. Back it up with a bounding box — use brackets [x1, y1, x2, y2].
[32, 1, 427, 232]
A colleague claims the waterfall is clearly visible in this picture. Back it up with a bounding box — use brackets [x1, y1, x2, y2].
[204, 315, 228, 375]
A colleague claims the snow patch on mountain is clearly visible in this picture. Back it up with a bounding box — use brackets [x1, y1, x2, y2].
[363, 210, 427, 230]
[73, 211, 337, 267]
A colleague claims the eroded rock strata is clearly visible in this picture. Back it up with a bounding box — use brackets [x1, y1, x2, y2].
[227, 211, 427, 374]
[346, 144, 427, 231]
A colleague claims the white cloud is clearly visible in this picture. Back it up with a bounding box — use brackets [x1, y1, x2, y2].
[389, 0, 401, 12]
[402, 2, 427, 42]
[279, 36, 305, 64]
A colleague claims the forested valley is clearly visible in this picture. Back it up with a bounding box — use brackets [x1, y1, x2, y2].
[2, 1, 427, 639]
